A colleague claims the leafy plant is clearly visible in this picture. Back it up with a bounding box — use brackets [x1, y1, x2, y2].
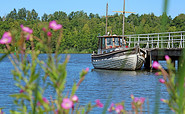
[152, 55, 185, 113]
[0, 21, 104, 113]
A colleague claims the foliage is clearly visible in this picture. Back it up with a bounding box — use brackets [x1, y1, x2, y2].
[0, 2, 184, 112]
[0, 8, 185, 53]
[0, 21, 106, 113]
[0, 21, 150, 114]
[152, 55, 185, 113]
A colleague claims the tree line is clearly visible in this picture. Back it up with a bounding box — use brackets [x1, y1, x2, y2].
[0, 8, 185, 53]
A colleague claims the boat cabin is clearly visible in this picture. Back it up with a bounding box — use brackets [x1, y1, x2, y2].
[97, 35, 126, 54]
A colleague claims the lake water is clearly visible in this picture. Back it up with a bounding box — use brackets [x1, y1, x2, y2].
[0, 54, 174, 113]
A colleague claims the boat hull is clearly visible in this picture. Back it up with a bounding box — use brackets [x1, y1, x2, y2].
[92, 53, 144, 70]
[91, 47, 146, 70]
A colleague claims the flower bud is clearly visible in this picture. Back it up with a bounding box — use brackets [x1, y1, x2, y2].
[159, 78, 165, 84]
[160, 98, 168, 103]
[43, 97, 49, 104]
[85, 67, 89, 72]
[152, 61, 162, 69]
[130, 94, 134, 100]
[165, 55, 171, 64]
[47, 31, 52, 37]
[155, 72, 162, 76]
[19, 89, 24, 93]
[72, 95, 78, 102]
[42, 27, 47, 32]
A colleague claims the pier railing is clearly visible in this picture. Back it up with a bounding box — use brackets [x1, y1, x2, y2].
[125, 31, 185, 49]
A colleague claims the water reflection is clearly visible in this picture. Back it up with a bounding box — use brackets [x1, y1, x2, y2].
[92, 69, 138, 76]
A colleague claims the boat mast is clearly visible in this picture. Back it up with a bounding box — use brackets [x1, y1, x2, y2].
[106, 2, 108, 35]
[122, 0, 125, 47]
[113, 0, 135, 47]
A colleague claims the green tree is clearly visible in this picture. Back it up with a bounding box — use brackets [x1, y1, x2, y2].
[127, 13, 139, 26]
[1, 8, 185, 53]
[168, 26, 177, 32]
[42, 13, 48, 22]
[48, 14, 54, 21]
[18, 8, 27, 20]
[31, 9, 39, 20]
[6, 8, 17, 20]
[171, 14, 185, 31]
[159, 12, 172, 31]
[26, 10, 32, 21]
[68, 11, 75, 20]
[89, 13, 95, 19]
[53, 11, 67, 21]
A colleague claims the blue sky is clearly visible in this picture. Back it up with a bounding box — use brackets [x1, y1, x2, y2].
[0, 0, 184, 19]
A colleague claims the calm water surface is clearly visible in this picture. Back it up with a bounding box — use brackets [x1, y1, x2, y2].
[0, 54, 174, 113]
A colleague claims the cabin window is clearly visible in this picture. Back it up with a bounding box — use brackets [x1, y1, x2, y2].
[102, 38, 105, 48]
[114, 38, 119, 46]
[120, 38, 122, 46]
[107, 38, 113, 46]
[98, 38, 105, 49]
[98, 39, 101, 49]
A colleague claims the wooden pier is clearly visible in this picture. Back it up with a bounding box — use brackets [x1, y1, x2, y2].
[144, 48, 183, 68]
[125, 31, 185, 69]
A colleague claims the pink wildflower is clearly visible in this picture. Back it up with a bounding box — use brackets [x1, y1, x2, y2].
[160, 98, 165, 102]
[152, 61, 162, 69]
[72, 95, 78, 102]
[37, 97, 49, 106]
[155, 72, 162, 76]
[55, 110, 59, 114]
[42, 27, 47, 32]
[165, 55, 171, 64]
[115, 105, 123, 114]
[42, 97, 49, 104]
[0, 108, 3, 114]
[133, 97, 139, 103]
[132, 97, 145, 105]
[85, 67, 89, 72]
[0, 32, 12, 44]
[130, 94, 134, 100]
[26, 34, 31, 40]
[20, 24, 33, 34]
[160, 98, 168, 103]
[37, 101, 41, 106]
[49, 20, 62, 31]
[139, 97, 145, 104]
[61, 98, 73, 109]
[159, 78, 165, 83]
[108, 103, 114, 112]
[140, 97, 145, 104]
[165, 55, 170, 61]
[19, 89, 24, 93]
[0, 110, 3, 114]
[131, 102, 136, 109]
[47, 31, 52, 37]
[95, 99, 104, 108]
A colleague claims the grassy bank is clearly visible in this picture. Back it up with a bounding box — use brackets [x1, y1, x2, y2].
[0, 48, 93, 54]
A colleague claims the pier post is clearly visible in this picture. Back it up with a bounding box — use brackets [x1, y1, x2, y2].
[157, 34, 159, 48]
[180, 32, 183, 48]
[144, 50, 152, 69]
